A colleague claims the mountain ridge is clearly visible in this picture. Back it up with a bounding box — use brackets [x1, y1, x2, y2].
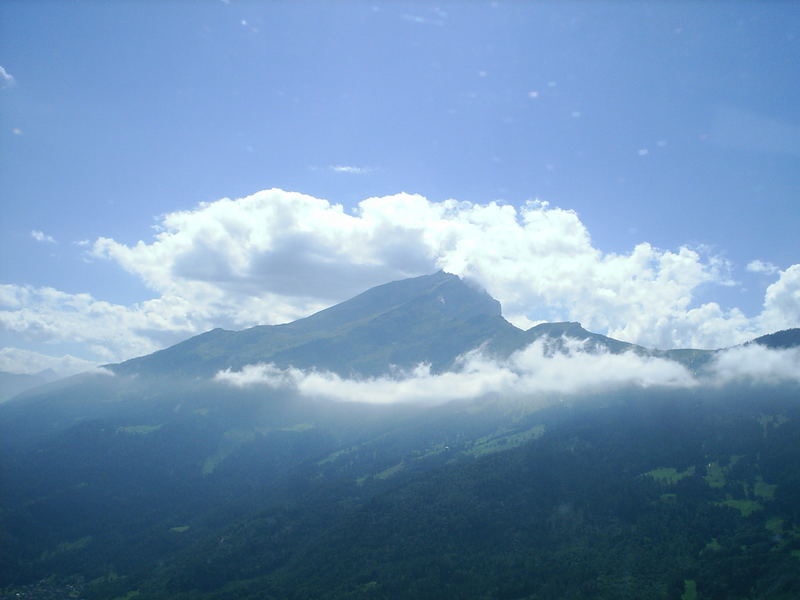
[106, 271, 798, 382]
[108, 271, 512, 378]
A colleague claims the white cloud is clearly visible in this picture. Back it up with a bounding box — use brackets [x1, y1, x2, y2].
[221, 337, 800, 405]
[215, 338, 697, 404]
[0, 284, 204, 363]
[401, 13, 444, 26]
[0, 66, 14, 88]
[330, 165, 371, 174]
[31, 230, 56, 244]
[4, 189, 795, 364]
[84, 188, 798, 355]
[0, 347, 99, 377]
[707, 344, 800, 385]
[747, 259, 779, 275]
[758, 265, 800, 333]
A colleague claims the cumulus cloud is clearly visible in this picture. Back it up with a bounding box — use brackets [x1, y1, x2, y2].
[31, 230, 56, 244]
[91, 189, 797, 351]
[0, 66, 14, 88]
[0, 347, 99, 377]
[216, 338, 697, 404]
[7, 189, 797, 363]
[759, 265, 800, 333]
[747, 259, 780, 275]
[0, 284, 203, 363]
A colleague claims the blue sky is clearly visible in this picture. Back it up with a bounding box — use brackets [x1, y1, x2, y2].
[1, 1, 798, 374]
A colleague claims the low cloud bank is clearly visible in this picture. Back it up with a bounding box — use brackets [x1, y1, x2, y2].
[709, 344, 800, 385]
[216, 339, 800, 404]
[216, 339, 699, 404]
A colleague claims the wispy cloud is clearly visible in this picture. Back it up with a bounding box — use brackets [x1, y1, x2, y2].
[0, 66, 15, 88]
[0, 346, 99, 377]
[747, 259, 779, 275]
[330, 165, 372, 174]
[31, 230, 56, 244]
[239, 18, 259, 33]
[401, 14, 445, 26]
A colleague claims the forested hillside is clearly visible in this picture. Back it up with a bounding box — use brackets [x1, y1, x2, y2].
[1, 275, 798, 600]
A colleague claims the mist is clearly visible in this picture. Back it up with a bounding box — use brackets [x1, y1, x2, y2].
[215, 337, 800, 404]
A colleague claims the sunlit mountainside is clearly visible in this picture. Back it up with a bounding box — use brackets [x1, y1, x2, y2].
[110, 271, 510, 378]
[1, 273, 799, 600]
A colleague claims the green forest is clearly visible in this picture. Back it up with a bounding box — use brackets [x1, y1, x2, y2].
[3, 385, 799, 599]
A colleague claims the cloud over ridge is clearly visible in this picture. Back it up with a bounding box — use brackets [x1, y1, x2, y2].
[2, 189, 798, 364]
[91, 189, 798, 348]
[215, 338, 800, 405]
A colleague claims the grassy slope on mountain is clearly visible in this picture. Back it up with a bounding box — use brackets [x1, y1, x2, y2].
[109, 272, 518, 378]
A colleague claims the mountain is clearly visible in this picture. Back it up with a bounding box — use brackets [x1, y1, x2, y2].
[103, 270, 720, 382]
[110, 271, 518, 378]
[752, 328, 800, 349]
[1, 272, 798, 600]
[0, 271, 723, 449]
[0, 369, 57, 403]
[110, 271, 703, 381]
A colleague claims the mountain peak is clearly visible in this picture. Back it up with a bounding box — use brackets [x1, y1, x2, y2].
[111, 272, 509, 378]
[527, 321, 585, 335]
[287, 270, 499, 333]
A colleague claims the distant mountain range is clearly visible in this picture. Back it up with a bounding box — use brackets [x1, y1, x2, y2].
[0, 369, 57, 403]
[1, 272, 798, 600]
